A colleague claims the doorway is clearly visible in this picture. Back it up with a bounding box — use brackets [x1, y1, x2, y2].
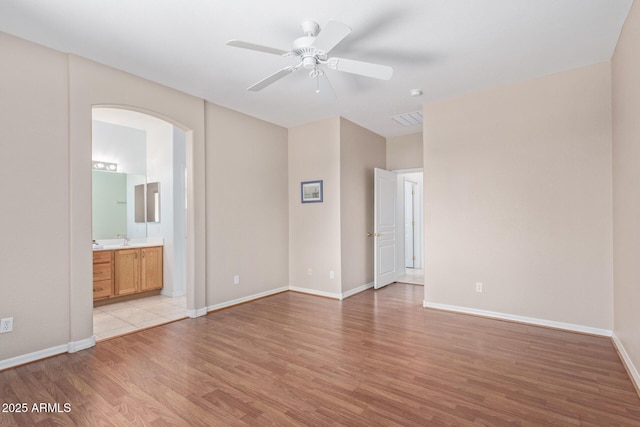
[91, 107, 187, 340]
[397, 170, 423, 285]
[405, 180, 417, 268]
[373, 168, 424, 287]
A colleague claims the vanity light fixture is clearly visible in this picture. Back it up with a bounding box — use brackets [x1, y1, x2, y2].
[92, 160, 118, 171]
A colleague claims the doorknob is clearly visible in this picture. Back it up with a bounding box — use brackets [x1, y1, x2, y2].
[367, 232, 373, 237]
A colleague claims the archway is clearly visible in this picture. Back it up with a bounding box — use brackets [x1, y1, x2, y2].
[91, 107, 189, 339]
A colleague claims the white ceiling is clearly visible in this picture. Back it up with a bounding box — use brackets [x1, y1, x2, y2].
[0, 0, 632, 137]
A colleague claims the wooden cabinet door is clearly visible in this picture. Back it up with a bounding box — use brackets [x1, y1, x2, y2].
[114, 249, 140, 296]
[93, 250, 113, 300]
[141, 246, 163, 291]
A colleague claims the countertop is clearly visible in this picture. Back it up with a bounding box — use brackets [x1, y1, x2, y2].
[93, 238, 164, 251]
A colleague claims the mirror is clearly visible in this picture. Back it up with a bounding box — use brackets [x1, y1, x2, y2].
[134, 182, 160, 223]
[146, 182, 160, 223]
[92, 171, 147, 239]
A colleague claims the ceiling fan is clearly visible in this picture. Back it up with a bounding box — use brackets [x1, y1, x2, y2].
[226, 20, 393, 100]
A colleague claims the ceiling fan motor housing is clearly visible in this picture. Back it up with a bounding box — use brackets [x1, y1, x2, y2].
[292, 37, 322, 69]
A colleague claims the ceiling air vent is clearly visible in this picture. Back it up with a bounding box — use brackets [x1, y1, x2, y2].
[391, 111, 423, 127]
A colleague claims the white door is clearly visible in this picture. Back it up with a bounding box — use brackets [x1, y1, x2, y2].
[374, 168, 397, 289]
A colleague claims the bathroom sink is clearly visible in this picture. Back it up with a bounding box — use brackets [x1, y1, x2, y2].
[95, 242, 159, 250]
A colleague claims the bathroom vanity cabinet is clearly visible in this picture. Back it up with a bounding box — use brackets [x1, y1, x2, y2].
[92, 250, 114, 300]
[93, 246, 163, 301]
[114, 246, 163, 296]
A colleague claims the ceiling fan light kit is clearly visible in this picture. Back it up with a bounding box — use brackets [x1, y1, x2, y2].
[226, 20, 394, 99]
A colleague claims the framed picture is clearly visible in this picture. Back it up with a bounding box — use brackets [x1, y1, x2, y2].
[301, 180, 323, 203]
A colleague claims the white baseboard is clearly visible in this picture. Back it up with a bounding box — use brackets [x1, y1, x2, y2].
[422, 300, 612, 337]
[161, 289, 186, 298]
[199, 282, 370, 315]
[612, 333, 640, 395]
[289, 286, 341, 300]
[207, 286, 290, 312]
[341, 282, 374, 300]
[186, 307, 208, 318]
[0, 344, 68, 371]
[290, 282, 374, 300]
[68, 336, 96, 353]
[0, 335, 98, 371]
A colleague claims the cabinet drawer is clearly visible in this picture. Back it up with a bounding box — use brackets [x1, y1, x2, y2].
[93, 262, 112, 280]
[93, 250, 113, 264]
[93, 279, 112, 299]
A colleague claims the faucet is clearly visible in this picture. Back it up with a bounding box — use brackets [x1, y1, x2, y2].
[117, 234, 130, 246]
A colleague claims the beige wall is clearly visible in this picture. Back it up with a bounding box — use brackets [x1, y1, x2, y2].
[340, 118, 386, 293]
[612, 0, 640, 382]
[387, 132, 423, 170]
[205, 104, 288, 305]
[0, 32, 290, 366]
[288, 118, 342, 295]
[68, 55, 207, 342]
[0, 33, 70, 360]
[423, 62, 614, 330]
[289, 117, 386, 297]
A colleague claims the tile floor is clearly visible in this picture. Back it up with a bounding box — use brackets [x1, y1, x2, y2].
[396, 268, 424, 285]
[93, 295, 187, 341]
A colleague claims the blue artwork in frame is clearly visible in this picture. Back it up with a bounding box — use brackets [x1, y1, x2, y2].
[301, 180, 323, 203]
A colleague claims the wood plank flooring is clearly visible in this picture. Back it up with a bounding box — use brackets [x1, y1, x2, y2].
[1, 283, 639, 426]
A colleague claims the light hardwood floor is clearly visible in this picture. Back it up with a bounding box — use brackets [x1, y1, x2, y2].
[1, 283, 639, 426]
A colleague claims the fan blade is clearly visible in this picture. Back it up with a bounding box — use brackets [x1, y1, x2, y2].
[247, 66, 297, 91]
[226, 39, 289, 56]
[312, 20, 351, 54]
[326, 57, 393, 80]
[316, 72, 336, 102]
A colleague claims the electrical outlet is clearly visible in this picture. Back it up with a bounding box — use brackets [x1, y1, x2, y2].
[233, 275, 240, 285]
[476, 282, 483, 293]
[307, 268, 313, 276]
[0, 317, 13, 333]
[329, 270, 335, 279]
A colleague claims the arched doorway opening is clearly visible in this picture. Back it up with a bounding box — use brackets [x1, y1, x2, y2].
[91, 107, 189, 339]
